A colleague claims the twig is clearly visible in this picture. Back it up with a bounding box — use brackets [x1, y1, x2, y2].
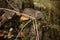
[20, 20, 31, 32]
[0, 8, 36, 20]
[33, 20, 36, 33]
[15, 20, 32, 40]
[6, 0, 19, 11]
[35, 19, 39, 40]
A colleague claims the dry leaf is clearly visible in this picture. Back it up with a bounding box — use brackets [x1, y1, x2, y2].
[20, 15, 29, 21]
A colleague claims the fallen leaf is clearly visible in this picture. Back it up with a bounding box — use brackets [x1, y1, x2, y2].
[20, 15, 29, 21]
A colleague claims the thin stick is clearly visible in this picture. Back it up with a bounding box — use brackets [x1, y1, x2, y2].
[6, 0, 19, 11]
[35, 19, 39, 40]
[0, 8, 35, 20]
[15, 20, 31, 40]
[33, 20, 36, 33]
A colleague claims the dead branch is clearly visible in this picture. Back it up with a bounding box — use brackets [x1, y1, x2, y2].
[0, 8, 36, 19]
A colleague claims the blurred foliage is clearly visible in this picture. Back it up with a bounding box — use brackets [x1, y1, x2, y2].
[0, 0, 60, 40]
[22, 37, 30, 40]
[33, 0, 60, 25]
